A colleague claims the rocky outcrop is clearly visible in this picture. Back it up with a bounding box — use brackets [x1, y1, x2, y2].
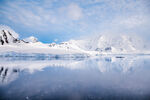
[0, 29, 27, 45]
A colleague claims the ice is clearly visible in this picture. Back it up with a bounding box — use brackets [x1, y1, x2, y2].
[0, 25, 150, 55]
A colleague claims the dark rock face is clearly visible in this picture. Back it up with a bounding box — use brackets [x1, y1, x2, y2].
[2, 30, 9, 44]
[0, 30, 27, 45]
[95, 48, 103, 51]
[105, 47, 112, 51]
[0, 36, 4, 45]
[95, 47, 112, 52]
[7, 31, 18, 43]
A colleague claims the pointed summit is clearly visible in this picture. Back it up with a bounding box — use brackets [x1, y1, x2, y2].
[23, 36, 38, 43]
[0, 25, 26, 45]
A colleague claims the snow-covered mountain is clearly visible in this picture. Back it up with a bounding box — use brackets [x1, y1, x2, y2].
[0, 25, 28, 45]
[74, 34, 150, 54]
[0, 25, 87, 55]
[49, 34, 150, 54]
[49, 40, 87, 52]
[0, 28, 19, 45]
[23, 36, 38, 43]
[0, 25, 149, 55]
[0, 26, 40, 45]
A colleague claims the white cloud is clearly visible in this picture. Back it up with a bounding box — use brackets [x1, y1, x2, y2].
[0, 0, 150, 37]
[67, 3, 83, 20]
[0, 1, 84, 31]
[119, 15, 147, 29]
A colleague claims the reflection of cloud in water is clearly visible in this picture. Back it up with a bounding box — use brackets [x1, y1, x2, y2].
[0, 56, 150, 99]
[0, 55, 150, 85]
[96, 56, 139, 73]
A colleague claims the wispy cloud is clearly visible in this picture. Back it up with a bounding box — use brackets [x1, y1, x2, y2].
[0, 0, 150, 40]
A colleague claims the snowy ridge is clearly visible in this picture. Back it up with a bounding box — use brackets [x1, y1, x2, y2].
[0, 25, 88, 55]
[23, 36, 38, 43]
[0, 25, 150, 55]
[93, 34, 148, 53]
[0, 25, 19, 38]
[71, 34, 150, 54]
[0, 25, 27, 45]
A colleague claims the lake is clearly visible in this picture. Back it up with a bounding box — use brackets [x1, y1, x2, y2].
[0, 55, 150, 100]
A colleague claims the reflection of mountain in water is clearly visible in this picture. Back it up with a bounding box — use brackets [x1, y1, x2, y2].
[0, 55, 150, 85]
[0, 66, 19, 85]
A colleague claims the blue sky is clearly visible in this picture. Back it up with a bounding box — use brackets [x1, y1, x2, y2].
[0, 0, 150, 43]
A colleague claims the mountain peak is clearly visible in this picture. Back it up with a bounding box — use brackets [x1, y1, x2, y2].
[0, 25, 26, 45]
[0, 25, 19, 38]
[23, 36, 38, 43]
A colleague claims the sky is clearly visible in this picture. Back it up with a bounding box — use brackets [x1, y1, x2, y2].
[0, 0, 150, 43]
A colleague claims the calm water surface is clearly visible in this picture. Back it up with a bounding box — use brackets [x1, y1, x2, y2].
[0, 55, 150, 100]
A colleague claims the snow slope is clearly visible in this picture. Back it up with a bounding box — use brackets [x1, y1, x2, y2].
[0, 25, 88, 55]
[0, 25, 149, 55]
[23, 36, 38, 43]
[64, 34, 150, 54]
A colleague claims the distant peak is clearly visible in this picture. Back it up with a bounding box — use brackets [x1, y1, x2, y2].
[23, 36, 38, 43]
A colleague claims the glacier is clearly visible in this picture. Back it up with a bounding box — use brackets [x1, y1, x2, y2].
[0, 25, 150, 57]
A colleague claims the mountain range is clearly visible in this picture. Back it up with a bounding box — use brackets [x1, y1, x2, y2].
[0, 25, 149, 55]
